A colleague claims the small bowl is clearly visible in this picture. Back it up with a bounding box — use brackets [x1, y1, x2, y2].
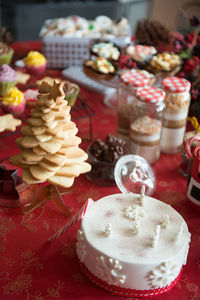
[85, 146, 118, 186]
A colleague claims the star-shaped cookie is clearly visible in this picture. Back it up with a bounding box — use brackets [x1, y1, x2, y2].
[0, 114, 22, 132]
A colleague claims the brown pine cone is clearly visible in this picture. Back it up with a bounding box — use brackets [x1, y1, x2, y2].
[135, 19, 170, 47]
[0, 27, 13, 45]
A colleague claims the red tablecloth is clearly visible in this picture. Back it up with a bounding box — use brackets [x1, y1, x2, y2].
[0, 42, 199, 300]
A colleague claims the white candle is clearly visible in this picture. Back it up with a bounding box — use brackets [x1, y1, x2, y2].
[161, 215, 169, 229]
[130, 219, 140, 235]
[104, 224, 111, 237]
[151, 225, 160, 248]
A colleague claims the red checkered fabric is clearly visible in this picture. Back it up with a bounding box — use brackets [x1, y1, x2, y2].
[136, 86, 166, 103]
[162, 77, 191, 93]
[121, 70, 150, 87]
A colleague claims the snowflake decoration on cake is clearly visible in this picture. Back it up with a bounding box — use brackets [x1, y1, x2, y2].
[76, 230, 87, 263]
[95, 256, 126, 286]
[146, 261, 178, 289]
[123, 205, 144, 220]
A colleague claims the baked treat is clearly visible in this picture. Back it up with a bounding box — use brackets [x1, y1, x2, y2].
[86, 134, 128, 185]
[36, 77, 80, 107]
[9, 80, 91, 188]
[148, 52, 182, 74]
[91, 42, 120, 61]
[0, 114, 21, 132]
[23, 51, 47, 75]
[16, 71, 30, 84]
[0, 42, 14, 65]
[126, 44, 157, 63]
[77, 192, 191, 297]
[0, 64, 18, 96]
[85, 57, 115, 74]
[63, 81, 80, 106]
[40, 16, 130, 39]
[0, 86, 26, 115]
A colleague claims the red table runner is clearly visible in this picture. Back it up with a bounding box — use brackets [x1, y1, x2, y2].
[0, 41, 199, 300]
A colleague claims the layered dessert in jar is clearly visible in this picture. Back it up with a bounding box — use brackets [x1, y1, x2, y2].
[160, 77, 191, 154]
[129, 87, 166, 165]
[76, 192, 191, 297]
[117, 70, 150, 143]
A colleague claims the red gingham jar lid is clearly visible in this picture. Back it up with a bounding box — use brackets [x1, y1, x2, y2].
[136, 86, 166, 103]
[120, 70, 150, 87]
[162, 77, 191, 93]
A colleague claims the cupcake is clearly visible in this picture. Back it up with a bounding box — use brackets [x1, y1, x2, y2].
[0, 87, 26, 115]
[23, 51, 47, 75]
[63, 81, 80, 106]
[0, 64, 17, 96]
[0, 42, 14, 65]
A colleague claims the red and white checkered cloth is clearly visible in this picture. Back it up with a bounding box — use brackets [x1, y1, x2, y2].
[162, 77, 191, 93]
[135, 86, 166, 103]
[121, 70, 149, 87]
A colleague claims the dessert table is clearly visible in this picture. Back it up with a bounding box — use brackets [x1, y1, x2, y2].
[0, 41, 199, 300]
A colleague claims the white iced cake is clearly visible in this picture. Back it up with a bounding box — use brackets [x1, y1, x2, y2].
[76, 193, 190, 297]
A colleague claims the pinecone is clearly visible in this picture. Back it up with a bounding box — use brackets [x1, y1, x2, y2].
[135, 19, 170, 47]
[0, 27, 13, 45]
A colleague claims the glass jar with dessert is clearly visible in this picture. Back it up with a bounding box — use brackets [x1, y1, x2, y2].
[129, 86, 166, 165]
[117, 70, 151, 144]
[160, 77, 191, 154]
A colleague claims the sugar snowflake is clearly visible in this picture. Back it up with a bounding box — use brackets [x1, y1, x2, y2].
[146, 261, 178, 289]
[95, 256, 126, 286]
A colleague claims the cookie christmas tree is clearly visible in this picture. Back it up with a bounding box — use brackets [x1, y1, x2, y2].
[9, 80, 91, 215]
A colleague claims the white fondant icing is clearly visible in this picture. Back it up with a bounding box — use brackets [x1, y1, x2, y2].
[146, 261, 178, 288]
[77, 193, 190, 290]
[76, 229, 87, 263]
[173, 222, 184, 243]
[95, 256, 126, 285]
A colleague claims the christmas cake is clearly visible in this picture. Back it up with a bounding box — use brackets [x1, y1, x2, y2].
[76, 192, 191, 297]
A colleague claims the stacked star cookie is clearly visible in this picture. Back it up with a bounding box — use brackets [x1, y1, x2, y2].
[9, 80, 91, 188]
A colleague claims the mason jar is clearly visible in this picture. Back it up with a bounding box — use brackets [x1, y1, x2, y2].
[117, 70, 150, 144]
[160, 77, 191, 154]
[129, 86, 166, 165]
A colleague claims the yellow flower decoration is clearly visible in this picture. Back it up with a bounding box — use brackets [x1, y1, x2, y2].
[24, 51, 46, 67]
[0, 87, 24, 106]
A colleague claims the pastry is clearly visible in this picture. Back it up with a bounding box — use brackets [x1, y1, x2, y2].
[0, 64, 17, 96]
[24, 51, 47, 75]
[0, 42, 14, 65]
[9, 80, 91, 188]
[0, 86, 26, 115]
